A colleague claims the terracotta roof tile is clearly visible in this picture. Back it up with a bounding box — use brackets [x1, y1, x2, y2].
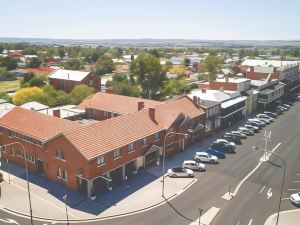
[78, 92, 162, 114]
[64, 110, 163, 160]
[25, 67, 55, 76]
[0, 107, 82, 141]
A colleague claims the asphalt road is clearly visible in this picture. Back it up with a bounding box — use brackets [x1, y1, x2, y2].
[1, 101, 300, 225]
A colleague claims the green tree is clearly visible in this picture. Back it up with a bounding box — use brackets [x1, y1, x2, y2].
[148, 49, 159, 58]
[28, 57, 42, 68]
[184, 58, 191, 67]
[160, 77, 188, 97]
[58, 47, 66, 58]
[95, 55, 115, 76]
[130, 54, 166, 99]
[28, 76, 47, 87]
[114, 82, 140, 97]
[0, 57, 19, 70]
[0, 92, 10, 101]
[69, 85, 94, 104]
[203, 55, 220, 81]
[12, 87, 51, 106]
[63, 58, 82, 70]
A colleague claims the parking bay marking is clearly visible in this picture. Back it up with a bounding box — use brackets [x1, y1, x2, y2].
[267, 188, 272, 199]
[248, 219, 253, 225]
[259, 186, 265, 194]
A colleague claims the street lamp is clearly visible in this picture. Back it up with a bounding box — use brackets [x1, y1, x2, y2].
[252, 145, 286, 225]
[0, 142, 33, 225]
[198, 208, 203, 225]
[162, 131, 188, 197]
[63, 195, 69, 225]
[262, 131, 272, 161]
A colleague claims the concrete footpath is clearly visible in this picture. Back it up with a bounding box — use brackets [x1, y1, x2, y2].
[265, 209, 300, 225]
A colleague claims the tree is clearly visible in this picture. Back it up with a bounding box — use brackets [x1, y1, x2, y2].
[130, 54, 166, 99]
[114, 82, 140, 97]
[203, 55, 220, 81]
[23, 72, 34, 83]
[95, 55, 115, 76]
[0, 57, 19, 70]
[28, 76, 47, 87]
[12, 87, 51, 106]
[69, 85, 94, 104]
[184, 58, 191, 67]
[148, 49, 159, 58]
[160, 77, 188, 97]
[63, 58, 82, 70]
[58, 47, 66, 58]
[0, 92, 10, 101]
[28, 57, 42, 68]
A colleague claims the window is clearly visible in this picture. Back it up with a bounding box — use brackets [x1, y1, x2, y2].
[8, 130, 16, 138]
[56, 149, 65, 160]
[0, 127, 4, 133]
[16, 150, 23, 158]
[25, 153, 35, 163]
[35, 140, 43, 147]
[62, 170, 68, 181]
[141, 137, 147, 147]
[166, 143, 176, 151]
[97, 155, 105, 166]
[154, 132, 160, 141]
[114, 149, 121, 158]
[89, 79, 93, 86]
[10, 147, 14, 156]
[57, 168, 62, 177]
[128, 142, 135, 152]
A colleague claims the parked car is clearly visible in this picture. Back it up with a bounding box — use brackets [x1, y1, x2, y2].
[257, 114, 274, 122]
[182, 160, 206, 171]
[238, 127, 254, 136]
[223, 135, 242, 145]
[248, 118, 266, 126]
[282, 103, 291, 108]
[194, 152, 218, 163]
[274, 108, 284, 114]
[215, 139, 236, 148]
[206, 148, 226, 159]
[263, 111, 278, 118]
[229, 131, 247, 139]
[245, 124, 259, 133]
[255, 117, 271, 124]
[168, 167, 194, 178]
[277, 105, 288, 111]
[246, 121, 263, 129]
[210, 141, 235, 153]
[290, 192, 300, 205]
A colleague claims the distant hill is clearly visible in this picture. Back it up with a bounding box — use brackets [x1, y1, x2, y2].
[0, 37, 300, 49]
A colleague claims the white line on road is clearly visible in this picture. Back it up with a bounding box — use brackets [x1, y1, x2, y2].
[227, 142, 281, 198]
[292, 181, 300, 182]
[260, 185, 266, 194]
[281, 198, 290, 200]
[236, 221, 240, 225]
[287, 189, 300, 191]
[267, 188, 272, 199]
[296, 174, 300, 176]
[248, 219, 253, 225]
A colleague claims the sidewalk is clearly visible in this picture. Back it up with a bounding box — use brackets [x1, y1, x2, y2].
[265, 209, 300, 225]
[0, 117, 247, 221]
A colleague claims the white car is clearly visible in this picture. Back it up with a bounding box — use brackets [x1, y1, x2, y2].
[194, 152, 218, 163]
[238, 127, 254, 136]
[257, 114, 274, 122]
[167, 167, 194, 178]
[216, 139, 236, 148]
[248, 118, 266, 126]
[182, 160, 206, 171]
[290, 192, 300, 205]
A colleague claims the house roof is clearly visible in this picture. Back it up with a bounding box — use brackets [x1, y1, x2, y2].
[242, 59, 300, 68]
[78, 92, 162, 114]
[63, 109, 163, 160]
[154, 96, 205, 129]
[48, 69, 91, 81]
[25, 67, 55, 76]
[188, 89, 231, 103]
[0, 107, 82, 141]
[20, 101, 49, 111]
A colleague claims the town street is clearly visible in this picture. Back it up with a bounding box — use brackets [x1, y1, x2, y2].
[1, 101, 300, 225]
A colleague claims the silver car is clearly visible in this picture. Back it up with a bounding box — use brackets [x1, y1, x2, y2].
[182, 160, 206, 171]
[168, 167, 194, 178]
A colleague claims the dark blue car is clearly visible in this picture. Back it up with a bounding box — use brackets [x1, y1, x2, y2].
[206, 148, 226, 159]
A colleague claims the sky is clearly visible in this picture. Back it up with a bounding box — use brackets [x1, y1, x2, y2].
[1, 0, 300, 40]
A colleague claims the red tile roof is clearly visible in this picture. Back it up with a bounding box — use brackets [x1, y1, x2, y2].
[154, 96, 205, 128]
[25, 67, 55, 76]
[63, 109, 163, 160]
[0, 107, 82, 141]
[78, 92, 162, 114]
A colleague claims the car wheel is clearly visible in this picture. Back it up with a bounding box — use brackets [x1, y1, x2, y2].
[172, 174, 177, 178]
[188, 174, 194, 178]
[195, 158, 201, 163]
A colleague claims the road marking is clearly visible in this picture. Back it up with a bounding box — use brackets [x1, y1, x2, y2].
[0, 218, 20, 224]
[281, 198, 290, 200]
[248, 219, 253, 225]
[225, 142, 281, 198]
[296, 174, 300, 176]
[267, 188, 272, 199]
[236, 221, 240, 225]
[292, 181, 300, 182]
[260, 185, 266, 194]
[287, 189, 300, 191]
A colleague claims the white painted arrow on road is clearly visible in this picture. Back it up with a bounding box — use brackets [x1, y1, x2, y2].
[267, 188, 272, 199]
[0, 218, 20, 225]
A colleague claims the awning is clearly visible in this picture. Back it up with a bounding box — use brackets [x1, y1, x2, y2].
[221, 96, 247, 109]
[144, 145, 162, 156]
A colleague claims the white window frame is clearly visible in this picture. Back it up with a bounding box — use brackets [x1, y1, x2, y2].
[97, 155, 105, 166]
[114, 148, 121, 159]
[128, 142, 135, 152]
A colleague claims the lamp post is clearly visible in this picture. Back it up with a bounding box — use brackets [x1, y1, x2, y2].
[252, 145, 286, 225]
[0, 142, 33, 225]
[198, 208, 203, 225]
[63, 195, 69, 225]
[162, 131, 188, 197]
[262, 131, 272, 161]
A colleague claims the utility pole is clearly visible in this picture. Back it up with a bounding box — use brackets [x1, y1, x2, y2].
[263, 131, 272, 160]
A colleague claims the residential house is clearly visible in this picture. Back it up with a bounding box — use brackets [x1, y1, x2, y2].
[48, 69, 101, 93]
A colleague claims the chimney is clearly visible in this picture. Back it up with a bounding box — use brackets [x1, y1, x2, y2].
[53, 109, 61, 118]
[149, 107, 156, 121]
[138, 101, 145, 111]
[201, 88, 207, 93]
[225, 76, 229, 82]
[193, 95, 198, 104]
